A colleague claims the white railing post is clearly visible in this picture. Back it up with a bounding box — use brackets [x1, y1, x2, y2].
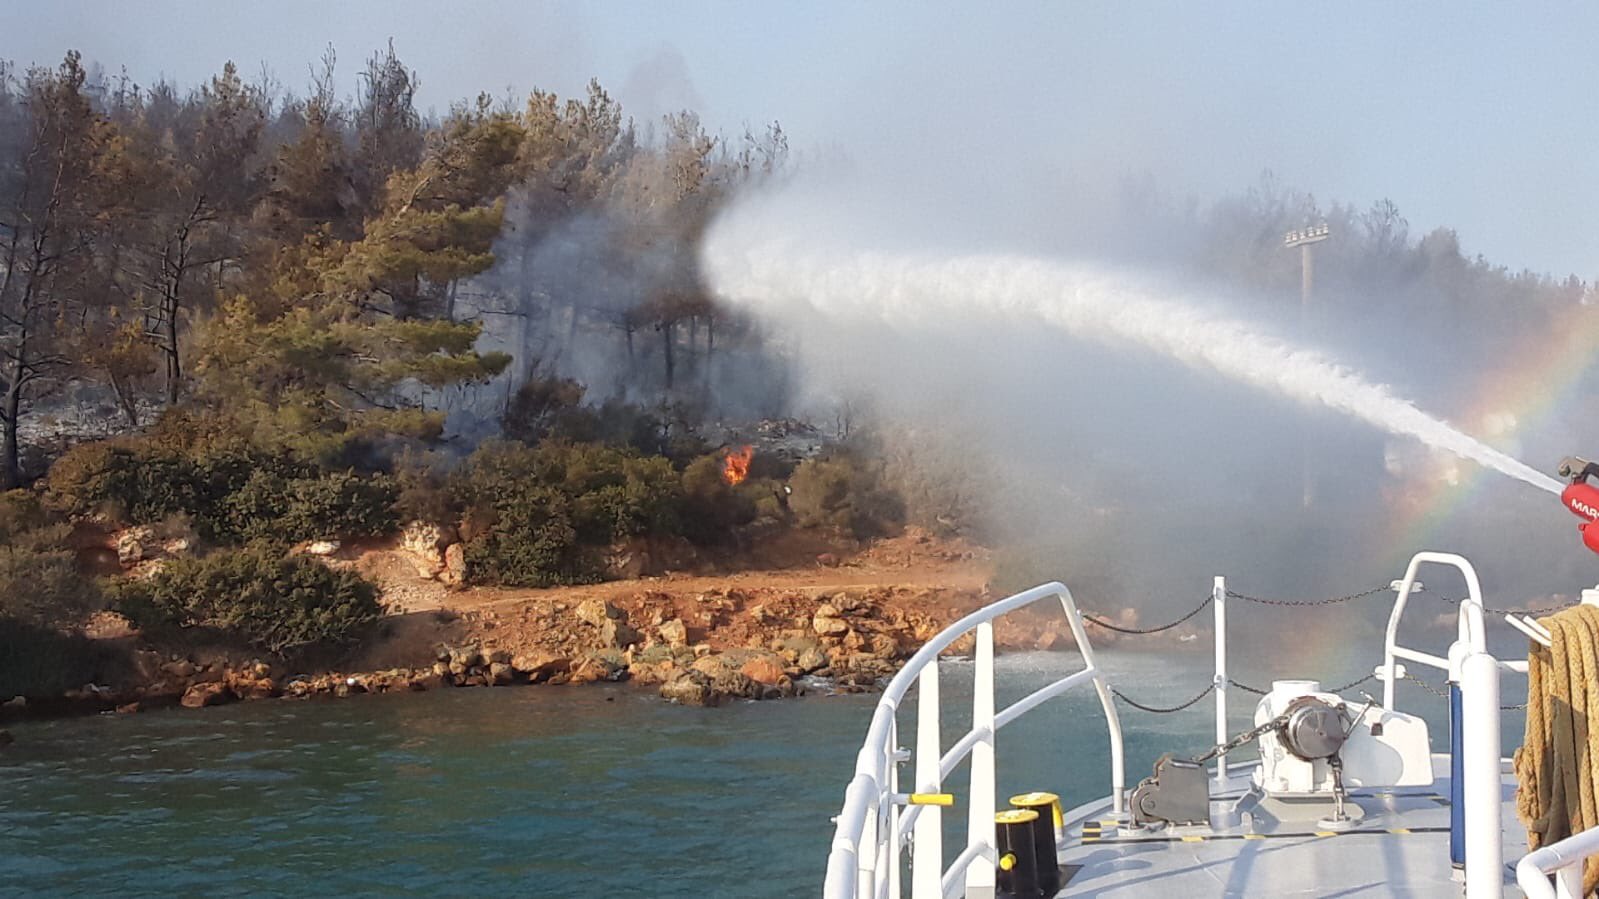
[911, 664, 943, 899]
[886, 718, 900, 899]
[1462, 649, 1503, 899]
[1060, 591, 1126, 816]
[1213, 575, 1228, 788]
[964, 621, 997, 899]
[858, 791, 878, 899]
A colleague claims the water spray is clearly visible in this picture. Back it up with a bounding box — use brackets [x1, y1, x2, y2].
[704, 234, 1564, 498]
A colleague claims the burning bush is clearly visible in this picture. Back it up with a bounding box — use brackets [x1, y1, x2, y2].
[678, 452, 759, 545]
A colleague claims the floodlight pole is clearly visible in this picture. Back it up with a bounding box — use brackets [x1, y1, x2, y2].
[1284, 224, 1331, 508]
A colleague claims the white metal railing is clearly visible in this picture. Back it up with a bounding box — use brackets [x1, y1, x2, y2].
[1378, 552, 1510, 899]
[824, 552, 1544, 899]
[822, 582, 1124, 899]
[1517, 825, 1599, 898]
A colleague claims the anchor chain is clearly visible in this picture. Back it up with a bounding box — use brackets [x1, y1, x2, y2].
[1185, 712, 1292, 766]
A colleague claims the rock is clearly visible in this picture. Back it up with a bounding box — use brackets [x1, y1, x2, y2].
[627, 659, 678, 685]
[488, 662, 515, 686]
[577, 598, 623, 628]
[305, 539, 340, 556]
[868, 633, 901, 658]
[1035, 630, 1066, 651]
[831, 592, 870, 615]
[660, 671, 721, 707]
[603, 540, 650, 580]
[132, 650, 164, 681]
[571, 651, 627, 684]
[812, 613, 849, 637]
[401, 520, 456, 574]
[449, 645, 485, 668]
[161, 659, 198, 679]
[658, 618, 688, 648]
[116, 526, 155, 565]
[816, 552, 840, 568]
[485, 648, 513, 665]
[691, 655, 764, 700]
[180, 682, 235, 709]
[442, 543, 468, 586]
[748, 604, 775, 624]
[511, 652, 570, 681]
[796, 647, 829, 673]
[432, 661, 451, 677]
[739, 653, 788, 686]
[601, 618, 642, 649]
[116, 702, 143, 714]
[230, 676, 279, 700]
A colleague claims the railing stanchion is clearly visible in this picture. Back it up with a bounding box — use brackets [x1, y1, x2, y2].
[911, 663, 941, 899]
[964, 621, 997, 899]
[886, 718, 900, 899]
[1061, 591, 1125, 817]
[1213, 575, 1228, 789]
[1461, 650, 1502, 899]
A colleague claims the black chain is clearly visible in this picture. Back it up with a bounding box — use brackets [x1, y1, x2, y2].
[1188, 713, 1291, 765]
[1428, 593, 1546, 618]
[1403, 671, 1527, 711]
[1083, 595, 1213, 635]
[1228, 673, 1378, 696]
[1226, 586, 1392, 607]
[1110, 682, 1215, 714]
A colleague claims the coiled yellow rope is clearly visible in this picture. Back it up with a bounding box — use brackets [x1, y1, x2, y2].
[1515, 603, 1599, 895]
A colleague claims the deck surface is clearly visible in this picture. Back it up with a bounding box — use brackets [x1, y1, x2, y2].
[1055, 758, 1526, 897]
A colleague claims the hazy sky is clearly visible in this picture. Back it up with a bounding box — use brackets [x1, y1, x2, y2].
[4, 2, 1595, 277]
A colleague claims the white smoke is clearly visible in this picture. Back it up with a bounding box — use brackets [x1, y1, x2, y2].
[702, 200, 1563, 498]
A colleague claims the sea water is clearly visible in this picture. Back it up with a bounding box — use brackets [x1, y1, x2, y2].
[0, 651, 1514, 897]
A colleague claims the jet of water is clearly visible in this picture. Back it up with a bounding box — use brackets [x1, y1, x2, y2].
[704, 239, 1564, 497]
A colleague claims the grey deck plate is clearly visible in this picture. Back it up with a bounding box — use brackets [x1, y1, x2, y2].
[1052, 760, 1528, 897]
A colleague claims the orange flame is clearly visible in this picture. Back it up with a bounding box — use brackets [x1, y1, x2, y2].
[723, 445, 754, 486]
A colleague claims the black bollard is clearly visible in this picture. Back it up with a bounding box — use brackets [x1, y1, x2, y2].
[1009, 792, 1062, 895]
[995, 809, 1042, 898]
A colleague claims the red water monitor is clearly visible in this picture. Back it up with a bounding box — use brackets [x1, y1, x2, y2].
[1559, 456, 1599, 555]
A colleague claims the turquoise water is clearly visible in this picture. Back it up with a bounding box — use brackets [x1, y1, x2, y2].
[0, 650, 1509, 897]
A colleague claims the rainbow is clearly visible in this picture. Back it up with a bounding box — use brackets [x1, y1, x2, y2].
[1382, 299, 1599, 562]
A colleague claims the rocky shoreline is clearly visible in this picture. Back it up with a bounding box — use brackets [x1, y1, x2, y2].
[0, 531, 1202, 732]
[0, 584, 994, 729]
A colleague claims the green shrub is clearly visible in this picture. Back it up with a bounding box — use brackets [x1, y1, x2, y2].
[450, 440, 694, 586]
[223, 470, 399, 543]
[0, 491, 101, 630]
[460, 484, 587, 587]
[110, 545, 381, 653]
[47, 433, 399, 545]
[788, 455, 905, 539]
